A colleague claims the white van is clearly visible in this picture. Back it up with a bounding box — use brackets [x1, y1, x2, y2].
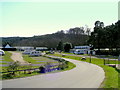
[0, 50, 5, 56]
[29, 51, 42, 56]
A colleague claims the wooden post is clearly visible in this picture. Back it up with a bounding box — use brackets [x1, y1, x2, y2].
[89, 54, 91, 63]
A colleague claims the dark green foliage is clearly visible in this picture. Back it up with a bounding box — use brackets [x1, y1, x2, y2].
[57, 41, 64, 51]
[88, 20, 120, 55]
[2, 73, 13, 79]
[7, 61, 20, 75]
[2, 27, 88, 48]
[64, 42, 72, 52]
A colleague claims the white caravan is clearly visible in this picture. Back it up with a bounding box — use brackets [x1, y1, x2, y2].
[0, 49, 5, 56]
[29, 51, 42, 56]
[22, 50, 31, 55]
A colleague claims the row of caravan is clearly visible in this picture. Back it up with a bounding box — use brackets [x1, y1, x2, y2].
[22, 50, 42, 56]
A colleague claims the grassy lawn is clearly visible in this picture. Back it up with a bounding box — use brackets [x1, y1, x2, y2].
[62, 52, 89, 56]
[62, 52, 119, 59]
[23, 55, 41, 64]
[48, 53, 119, 88]
[0, 62, 10, 64]
[52, 53, 120, 64]
[2, 51, 14, 62]
[0, 51, 14, 72]
[23, 55, 59, 64]
[2, 59, 76, 80]
[99, 65, 118, 88]
[23, 55, 76, 72]
[1, 53, 76, 80]
[62, 61, 76, 71]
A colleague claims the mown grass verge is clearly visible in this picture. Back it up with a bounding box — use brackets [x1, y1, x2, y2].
[23, 55, 59, 64]
[48, 53, 119, 88]
[2, 51, 14, 62]
[23, 55, 41, 64]
[0, 51, 14, 72]
[1, 54, 76, 80]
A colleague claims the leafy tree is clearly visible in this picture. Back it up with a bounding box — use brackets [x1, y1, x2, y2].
[64, 42, 72, 52]
[89, 20, 120, 55]
[86, 28, 91, 36]
[57, 41, 64, 51]
[7, 61, 20, 75]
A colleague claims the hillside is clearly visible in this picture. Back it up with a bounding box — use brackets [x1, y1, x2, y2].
[2, 32, 88, 48]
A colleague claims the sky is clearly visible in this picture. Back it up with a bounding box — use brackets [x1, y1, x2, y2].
[0, 0, 118, 37]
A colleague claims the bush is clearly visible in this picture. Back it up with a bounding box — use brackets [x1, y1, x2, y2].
[7, 61, 20, 75]
[96, 50, 120, 56]
[2, 73, 13, 79]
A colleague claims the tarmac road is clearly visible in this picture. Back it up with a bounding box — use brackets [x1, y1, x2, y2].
[2, 56, 105, 88]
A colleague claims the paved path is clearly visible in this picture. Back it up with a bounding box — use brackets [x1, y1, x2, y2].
[9, 51, 29, 64]
[2, 56, 105, 88]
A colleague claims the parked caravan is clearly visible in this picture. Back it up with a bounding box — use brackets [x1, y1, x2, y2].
[74, 49, 85, 54]
[0, 49, 5, 56]
[22, 50, 31, 55]
[29, 51, 42, 56]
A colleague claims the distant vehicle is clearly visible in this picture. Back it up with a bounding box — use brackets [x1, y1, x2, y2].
[0, 50, 5, 56]
[81, 57, 86, 60]
[22, 50, 31, 55]
[29, 51, 42, 56]
[46, 51, 54, 54]
[74, 49, 84, 54]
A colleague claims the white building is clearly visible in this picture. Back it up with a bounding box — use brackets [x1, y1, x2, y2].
[72, 45, 96, 55]
[36, 47, 48, 51]
[15, 46, 34, 51]
[73, 46, 90, 54]
[4, 44, 12, 48]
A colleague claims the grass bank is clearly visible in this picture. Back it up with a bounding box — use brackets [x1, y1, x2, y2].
[2, 54, 76, 80]
[2, 51, 14, 62]
[48, 53, 119, 88]
[0, 51, 14, 72]
[23, 55, 59, 64]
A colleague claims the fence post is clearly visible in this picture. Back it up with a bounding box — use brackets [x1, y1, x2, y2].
[89, 54, 91, 63]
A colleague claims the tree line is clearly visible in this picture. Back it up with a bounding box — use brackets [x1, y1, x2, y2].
[2, 20, 120, 55]
[88, 20, 120, 55]
[2, 26, 90, 49]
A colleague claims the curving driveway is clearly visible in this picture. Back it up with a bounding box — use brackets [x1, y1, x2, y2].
[2, 56, 105, 88]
